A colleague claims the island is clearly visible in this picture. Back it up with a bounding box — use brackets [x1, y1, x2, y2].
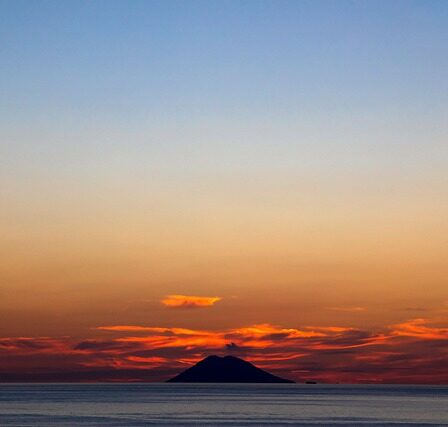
[166, 355, 295, 383]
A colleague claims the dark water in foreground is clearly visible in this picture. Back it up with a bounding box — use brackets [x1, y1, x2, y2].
[0, 383, 447, 426]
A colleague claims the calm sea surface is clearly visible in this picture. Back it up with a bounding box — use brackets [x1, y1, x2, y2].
[0, 383, 447, 426]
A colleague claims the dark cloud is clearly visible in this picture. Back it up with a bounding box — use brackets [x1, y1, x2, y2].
[0, 338, 56, 350]
[74, 340, 139, 352]
[225, 342, 241, 351]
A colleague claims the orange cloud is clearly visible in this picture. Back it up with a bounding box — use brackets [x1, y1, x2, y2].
[2, 317, 448, 384]
[231, 324, 326, 339]
[97, 326, 217, 336]
[161, 294, 221, 309]
[390, 318, 448, 339]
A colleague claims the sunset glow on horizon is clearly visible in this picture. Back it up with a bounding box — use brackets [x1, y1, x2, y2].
[1, 0, 447, 384]
[1, 313, 448, 383]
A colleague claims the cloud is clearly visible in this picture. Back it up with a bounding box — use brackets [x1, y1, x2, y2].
[390, 318, 448, 339]
[97, 326, 217, 336]
[161, 294, 221, 309]
[73, 340, 138, 352]
[0, 337, 67, 351]
[225, 342, 241, 352]
[1, 316, 448, 384]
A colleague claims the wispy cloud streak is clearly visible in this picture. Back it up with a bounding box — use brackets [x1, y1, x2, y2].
[1, 317, 447, 383]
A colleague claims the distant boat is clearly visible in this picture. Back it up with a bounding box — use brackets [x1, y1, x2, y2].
[167, 355, 295, 383]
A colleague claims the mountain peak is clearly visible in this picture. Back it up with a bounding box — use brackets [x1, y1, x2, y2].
[167, 355, 294, 383]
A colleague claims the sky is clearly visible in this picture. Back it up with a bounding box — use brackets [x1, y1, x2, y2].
[1, 0, 447, 383]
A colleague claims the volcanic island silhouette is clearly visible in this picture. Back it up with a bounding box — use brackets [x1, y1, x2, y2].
[167, 355, 295, 383]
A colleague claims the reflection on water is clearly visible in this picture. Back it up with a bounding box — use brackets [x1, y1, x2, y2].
[0, 383, 447, 425]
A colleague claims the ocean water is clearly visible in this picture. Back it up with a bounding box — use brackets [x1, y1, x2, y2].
[0, 383, 447, 426]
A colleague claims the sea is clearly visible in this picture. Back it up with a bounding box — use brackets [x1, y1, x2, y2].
[0, 383, 447, 426]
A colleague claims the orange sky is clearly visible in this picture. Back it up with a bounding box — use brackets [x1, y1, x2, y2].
[1, 174, 447, 382]
[1, 1, 448, 384]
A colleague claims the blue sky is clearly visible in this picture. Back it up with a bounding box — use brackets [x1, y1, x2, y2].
[1, 0, 447, 191]
[1, 1, 447, 190]
[2, 0, 447, 122]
